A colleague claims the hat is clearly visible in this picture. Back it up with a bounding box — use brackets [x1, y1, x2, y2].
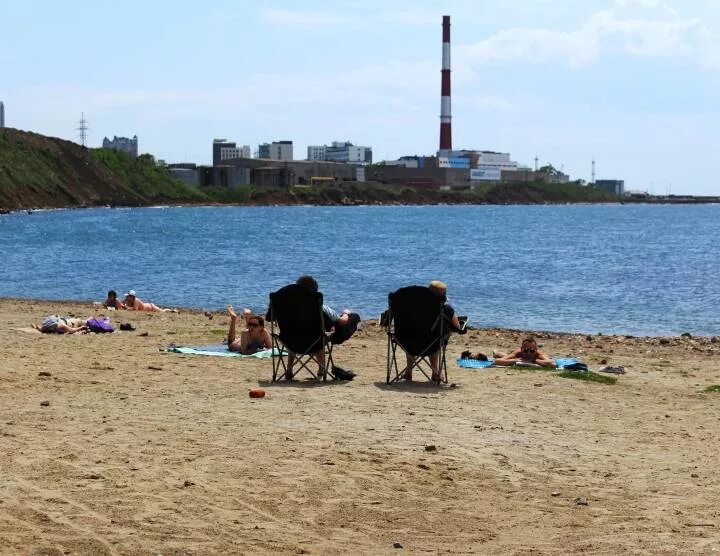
[125, 290, 136, 297]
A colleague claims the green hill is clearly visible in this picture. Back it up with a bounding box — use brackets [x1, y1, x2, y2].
[0, 128, 205, 210]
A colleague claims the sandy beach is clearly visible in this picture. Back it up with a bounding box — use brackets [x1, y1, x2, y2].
[1, 298, 719, 554]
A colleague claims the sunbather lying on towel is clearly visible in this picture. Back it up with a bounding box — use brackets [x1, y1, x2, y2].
[493, 337, 557, 368]
[123, 290, 178, 313]
[227, 306, 272, 354]
[36, 316, 89, 334]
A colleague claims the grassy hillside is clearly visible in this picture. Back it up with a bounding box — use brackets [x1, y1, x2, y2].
[0, 128, 205, 210]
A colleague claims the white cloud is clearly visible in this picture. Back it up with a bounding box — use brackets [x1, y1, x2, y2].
[457, 5, 705, 68]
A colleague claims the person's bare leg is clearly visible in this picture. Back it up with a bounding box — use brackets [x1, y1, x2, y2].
[285, 353, 295, 380]
[315, 350, 326, 379]
[227, 306, 239, 347]
[430, 351, 441, 381]
[403, 354, 415, 380]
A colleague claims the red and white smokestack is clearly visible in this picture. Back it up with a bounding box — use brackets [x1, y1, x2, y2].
[439, 15, 452, 157]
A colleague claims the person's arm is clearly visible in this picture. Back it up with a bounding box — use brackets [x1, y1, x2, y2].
[56, 322, 87, 334]
[115, 299, 126, 310]
[262, 329, 272, 349]
[535, 351, 557, 368]
[493, 350, 522, 365]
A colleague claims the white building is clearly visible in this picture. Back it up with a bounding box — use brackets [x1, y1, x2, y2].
[307, 141, 372, 164]
[103, 135, 138, 157]
[459, 150, 518, 181]
[259, 141, 293, 161]
[307, 145, 326, 161]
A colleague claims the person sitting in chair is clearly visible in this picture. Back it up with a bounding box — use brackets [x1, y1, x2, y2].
[283, 275, 359, 379]
[227, 306, 272, 354]
[295, 275, 360, 344]
[403, 280, 465, 382]
[493, 336, 556, 368]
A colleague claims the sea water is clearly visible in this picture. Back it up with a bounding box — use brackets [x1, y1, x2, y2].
[1, 204, 718, 336]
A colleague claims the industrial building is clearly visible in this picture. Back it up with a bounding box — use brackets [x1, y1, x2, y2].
[102, 135, 138, 157]
[594, 179, 625, 195]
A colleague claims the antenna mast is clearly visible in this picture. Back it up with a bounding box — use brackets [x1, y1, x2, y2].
[77, 113, 89, 147]
[591, 158, 595, 184]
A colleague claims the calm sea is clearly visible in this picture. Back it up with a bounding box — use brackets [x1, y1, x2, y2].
[1, 204, 718, 337]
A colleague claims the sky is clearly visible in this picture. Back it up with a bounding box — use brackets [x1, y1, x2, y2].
[1, 0, 719, 194]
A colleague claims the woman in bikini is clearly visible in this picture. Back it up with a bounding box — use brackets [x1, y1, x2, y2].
[227, 306, 272, 354]
[493, 337, 556, 368]
[123, 290, 178, 313]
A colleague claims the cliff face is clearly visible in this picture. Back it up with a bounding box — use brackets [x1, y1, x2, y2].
[0, 128, 204, 210]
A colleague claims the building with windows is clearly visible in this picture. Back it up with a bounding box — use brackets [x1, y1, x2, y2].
[307, 141, 372, 164]
[594, 179, 625, 195]
[258, 140, 293, 161]
[102, 135, 138, 157]
[213, 139, 251, 165]
[0, 101, 4, 128]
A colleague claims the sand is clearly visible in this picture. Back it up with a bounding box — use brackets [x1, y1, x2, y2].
[1, 297, 719, 555]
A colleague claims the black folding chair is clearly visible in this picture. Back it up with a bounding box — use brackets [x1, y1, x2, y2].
[386, 285, 449, 384]
[268, 284, 333, 382]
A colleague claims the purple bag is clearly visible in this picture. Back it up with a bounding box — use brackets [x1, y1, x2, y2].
[86, 318, 114, 333]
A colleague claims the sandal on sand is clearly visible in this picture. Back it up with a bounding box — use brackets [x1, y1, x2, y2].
[598, 365, 627, 374]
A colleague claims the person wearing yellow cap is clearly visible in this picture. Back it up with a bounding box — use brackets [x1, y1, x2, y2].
[403, 280, 465, 381]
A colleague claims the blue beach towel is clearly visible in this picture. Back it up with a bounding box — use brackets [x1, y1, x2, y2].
[165, 344, 280, 358]
[456, 357, 578, 369]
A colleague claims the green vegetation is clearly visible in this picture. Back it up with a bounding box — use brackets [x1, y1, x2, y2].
[703, 385, 720, 393]
[558, 370, 617, 384]
[91, 150, 206, 202]
[0, 127, 628, 210]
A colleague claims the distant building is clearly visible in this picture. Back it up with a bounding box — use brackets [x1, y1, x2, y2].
[102, 135, 138, 157]
[0, 101, 4, 128]
[258, 140, 293, 161]
[307, 141, 372, 164]
[594, 179, 625, 195]
[307, 145, 326, 161]
[213, 139, 251, 166]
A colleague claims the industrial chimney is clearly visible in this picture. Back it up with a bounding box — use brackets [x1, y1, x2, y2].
[438, 15, 452, 157]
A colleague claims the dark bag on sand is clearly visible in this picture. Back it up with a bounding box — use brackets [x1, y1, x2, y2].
[331, 365, 356, 381]
[563, 362, 589, 372]
[86, 318, 114, 333]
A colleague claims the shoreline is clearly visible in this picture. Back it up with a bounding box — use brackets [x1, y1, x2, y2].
[4, 199, 720, 215]
[3, 295, 717, 341]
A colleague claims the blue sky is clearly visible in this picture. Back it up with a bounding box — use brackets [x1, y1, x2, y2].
[2, 0, 718, 194]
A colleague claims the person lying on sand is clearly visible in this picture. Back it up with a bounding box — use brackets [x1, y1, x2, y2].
[493, 336, 556, 368]
[35, 316, 89, 334]
[123, 290, 178, 313]
[103, 290, 125, 310]
[227, 306, 272, 354]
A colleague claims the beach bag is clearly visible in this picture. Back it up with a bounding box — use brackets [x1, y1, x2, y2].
[86, 318, 114, 333]
[331, 365, 356, 381]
